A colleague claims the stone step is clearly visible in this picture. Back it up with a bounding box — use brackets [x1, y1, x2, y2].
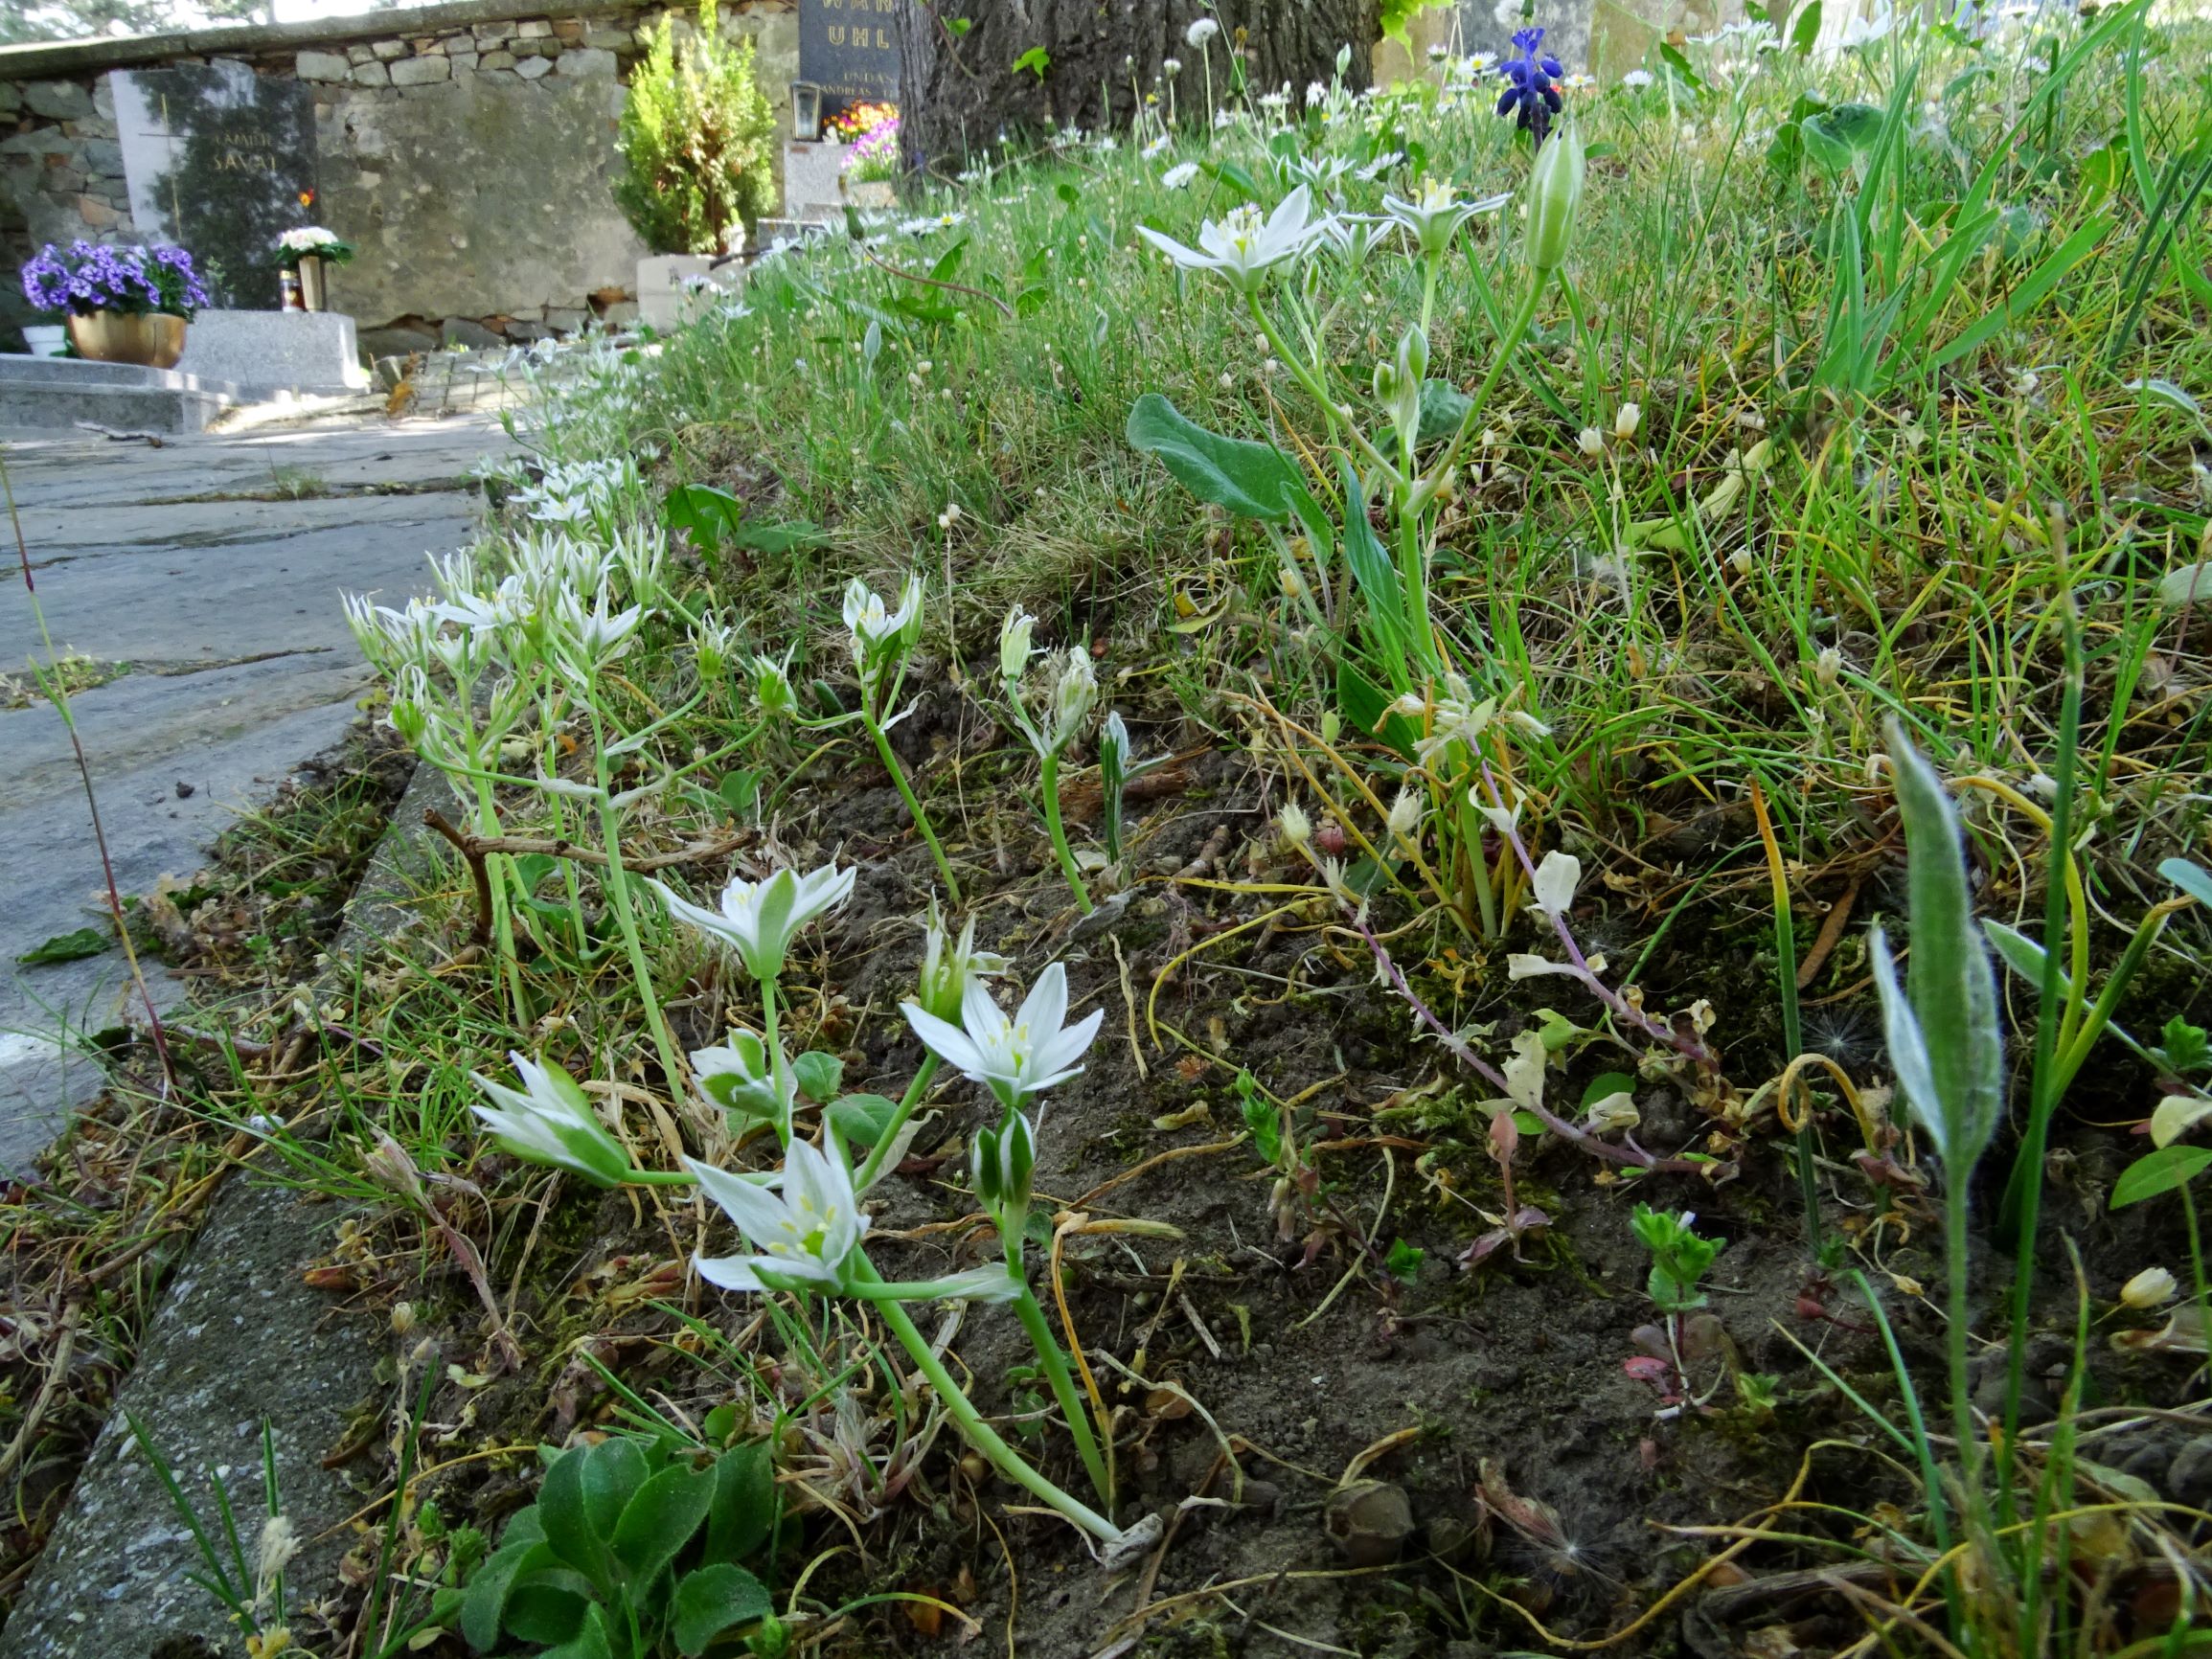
[0, 353, 243, 400]
[0, 369, 236, 435]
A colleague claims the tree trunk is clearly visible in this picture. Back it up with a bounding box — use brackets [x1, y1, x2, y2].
[896, 0, 1381, 182]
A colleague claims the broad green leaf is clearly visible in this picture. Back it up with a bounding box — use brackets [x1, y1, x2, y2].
[1127, 393, 1309, 521]
[826, 1093, 900, 1148]
[1337, 458, 1406, 683]
[1658, 41, 1710, 99]
[664, 483, 745, 548]
[1334, 659, 1417, 761]
[580, 1438, 649, 1542]
[2111, 1146, 2212, 1208]
[790, 1050, 843, 1103]
[1803, 102, 1882, 175]
[730, 519, 828, 555]
[1789, 0, 1823, 53]
[1414, 379, 1471, 446]
[541, 1602, 617, 1659]
[1581, 1072, 1637, 1109]
[704, 1439, 777, 1565]
[718, 770, 762, 814]
[673, 1563, 774, 1655]
[926, 238, 968, 283]
[537, 1444, 615, 1595]
[611, 1464, 715, 1586]
[511, 852, 559, 893]
[15, 927, 107, 966]
[460, 1539, 550, 1649]
[504, 1569, 594, 1644]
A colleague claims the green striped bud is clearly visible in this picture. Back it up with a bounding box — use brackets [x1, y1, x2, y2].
[972, 1109, 1037, 1233]
[1524, 123, 1585, 272]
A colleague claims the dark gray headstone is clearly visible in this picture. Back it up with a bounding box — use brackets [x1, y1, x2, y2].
[110, 60, 318, 311]
[798, 0, 900, 112]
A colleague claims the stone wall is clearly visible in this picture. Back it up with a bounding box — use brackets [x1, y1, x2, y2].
[0, 0, 796, 353]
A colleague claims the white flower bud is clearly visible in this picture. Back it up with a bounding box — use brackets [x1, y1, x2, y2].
[1279, 802, 1313, 846]
[1578, 426, 1606, 457]
[1386, 787, 1423, 838]
[2122, 1266, 2179, 1309]
[1614, 402, 1642, 442]
[999, 605, 1038, 686]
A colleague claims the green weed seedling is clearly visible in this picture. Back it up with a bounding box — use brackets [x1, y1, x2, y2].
[457, 1430, 781, 1658]
[1630, 1204, 1722, 1314]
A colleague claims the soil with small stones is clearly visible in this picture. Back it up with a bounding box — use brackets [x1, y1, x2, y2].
[354, 676, 2212, 1658]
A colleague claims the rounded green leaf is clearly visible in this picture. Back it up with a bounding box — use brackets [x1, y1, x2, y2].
[673, 1563, 774, 1656]
[612, 1464, 716, 1586]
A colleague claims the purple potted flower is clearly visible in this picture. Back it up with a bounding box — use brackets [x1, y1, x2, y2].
[18, 240, 212, 368]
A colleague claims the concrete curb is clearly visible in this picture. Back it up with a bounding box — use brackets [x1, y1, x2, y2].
[0, 758, 453, 1659]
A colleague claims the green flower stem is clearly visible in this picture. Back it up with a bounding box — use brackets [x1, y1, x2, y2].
[863, 712, 962, 905]
[1944, 1174, 1981, 1517]
[854, 1054, 942, 1192]
[1007, 1237, 1112, 1507]
[588, 707, 689, 1093]
[849, 1256, 1121, 1543]
[1426, 267, 1551, 499]
[626, 1166, 699, 1186]
[760, 973, 792, 1147]
[1243, 294, 1398, 482]
[1038, 751, 1092, 914]
[468, 770, 532, 1026]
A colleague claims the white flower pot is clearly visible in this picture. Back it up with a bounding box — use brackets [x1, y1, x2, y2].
[22, 324, 67, 358]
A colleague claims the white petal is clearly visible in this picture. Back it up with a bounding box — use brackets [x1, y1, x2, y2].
[687, 1155, 794, 1243]
[694, 1253, 776, 1293]
[1533, 852, 1583, 916]
[1031, 1008, 1105, 1084]
[902, 1000, 990, 1079]
[652, 877, 752, 950]
[1018, 963, 1070, 1045]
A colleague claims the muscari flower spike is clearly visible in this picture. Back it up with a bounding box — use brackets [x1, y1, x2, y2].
[1496, 27, 1565, 144]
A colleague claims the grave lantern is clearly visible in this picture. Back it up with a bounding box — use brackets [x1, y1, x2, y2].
[790, 81, 823, 141]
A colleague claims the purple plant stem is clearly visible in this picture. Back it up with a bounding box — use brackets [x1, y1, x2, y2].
[1352, 913, 1705, 1174]
[1476, 760, 1717, 1071]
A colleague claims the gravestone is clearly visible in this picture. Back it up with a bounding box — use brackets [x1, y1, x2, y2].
[798, 0, 899, 112]
[110, 59, 318, 311]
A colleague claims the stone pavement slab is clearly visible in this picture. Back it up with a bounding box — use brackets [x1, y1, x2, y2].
[0, 413, 510, 1170]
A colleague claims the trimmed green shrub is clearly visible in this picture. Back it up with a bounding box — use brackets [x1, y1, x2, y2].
[614, 0, 778, 256]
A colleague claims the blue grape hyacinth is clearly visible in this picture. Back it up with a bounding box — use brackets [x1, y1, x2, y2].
[1496, 28, 1565, 145]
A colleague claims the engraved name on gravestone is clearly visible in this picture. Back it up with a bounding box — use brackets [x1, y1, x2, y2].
[111, 60, 318, 311]
[798, 0, 900, 109]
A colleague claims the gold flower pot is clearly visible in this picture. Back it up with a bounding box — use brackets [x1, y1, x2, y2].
[298, 254, 328, 312]
[66, 310, 189, 370]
